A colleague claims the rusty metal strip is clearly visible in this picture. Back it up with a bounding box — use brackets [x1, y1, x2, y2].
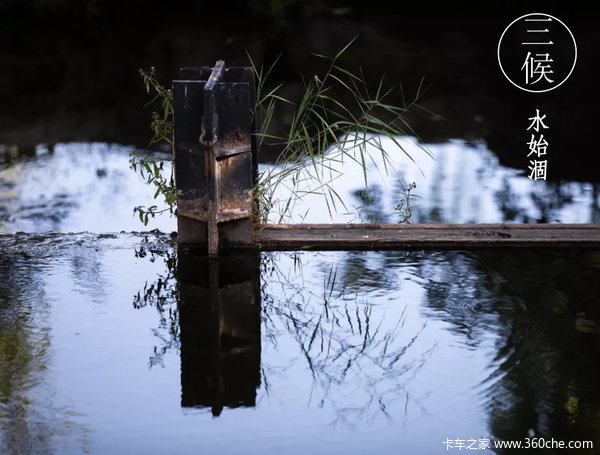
[200, 61, 226, 257]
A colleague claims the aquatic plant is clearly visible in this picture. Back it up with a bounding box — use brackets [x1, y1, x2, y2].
[130, 41, 428, 225]
[251, 39, 428, 223]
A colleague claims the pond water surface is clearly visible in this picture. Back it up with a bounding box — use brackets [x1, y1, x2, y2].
[1, 140, 599, 454]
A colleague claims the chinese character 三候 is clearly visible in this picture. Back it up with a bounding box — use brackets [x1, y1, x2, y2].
[498, 13, 577, 93]
[527, 109, 549, 132]
[521, 52, 554, 85]
[528, 160, 547, 181]
[527, 134, 548, 157]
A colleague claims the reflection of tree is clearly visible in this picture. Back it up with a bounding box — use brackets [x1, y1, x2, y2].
[132, 243, 600, 441]
[261, 252, 434, 427]
[133, 246, 179, 368]
[494, 178, 526, 222]
[133, 248, 433, 425]
[0, 256, 51, 455]
[413, 250, 600, 449]
[0, 246, 91, 455]
[297, 247, 600, 441]
[353, 185, 387, 223]
[494, 179, 600, 224]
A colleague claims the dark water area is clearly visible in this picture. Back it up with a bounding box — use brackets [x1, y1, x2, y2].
[1, 0, 598, 182]
[1, 233, 599, 453]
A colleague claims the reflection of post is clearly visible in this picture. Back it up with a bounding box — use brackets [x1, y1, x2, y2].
[177, 249, 261, 416]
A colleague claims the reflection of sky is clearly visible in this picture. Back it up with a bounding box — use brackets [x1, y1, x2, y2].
[1, 139, 598, 234]
[0, 143, 175, 233]
[261, 136, 599, 224]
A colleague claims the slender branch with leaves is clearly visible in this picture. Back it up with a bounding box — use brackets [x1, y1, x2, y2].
[395, 181, 417, 223]
[129, 67, 176, 225]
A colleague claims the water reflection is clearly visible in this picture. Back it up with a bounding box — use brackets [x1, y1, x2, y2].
[0, 244, 92, 455]
[131, 245, 263, 415]
[132, 246, 179, 369]
[128, 244, 600, 447]
[0, 256, 51, 454]
[132, 248, 431, 425]
[333, 248, 600, 449]
[260, 252, 436, 427]
[177, 250, 261, 415]
[461, 251, 600, 447]
[2, 141, 599, 235]
[261, 138, 600, 224]
[0, 143, 175, 233]
[2, 233, 599, 453]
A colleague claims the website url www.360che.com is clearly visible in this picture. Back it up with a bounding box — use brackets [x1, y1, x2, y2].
[443, 437, 594, 450]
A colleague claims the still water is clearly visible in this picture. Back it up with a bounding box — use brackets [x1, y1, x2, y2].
[1, 237, 599, 454]
[1, 140, 600, 454]
[1, 139, 599, 233]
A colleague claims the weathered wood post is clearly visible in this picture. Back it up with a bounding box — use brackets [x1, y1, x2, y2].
[173, 61, 256, 255]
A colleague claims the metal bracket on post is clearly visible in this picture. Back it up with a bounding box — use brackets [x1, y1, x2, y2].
[173, 61, 257, 255]
[200, 60, 225, 256]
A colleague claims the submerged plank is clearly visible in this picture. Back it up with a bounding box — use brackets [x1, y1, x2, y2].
[254, 224, 600, 250]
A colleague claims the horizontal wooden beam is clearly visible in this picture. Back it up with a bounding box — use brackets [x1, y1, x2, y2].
[254, 224, 600, 250]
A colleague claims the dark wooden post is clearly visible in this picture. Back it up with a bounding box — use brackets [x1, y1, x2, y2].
[173, 62, 257, 255]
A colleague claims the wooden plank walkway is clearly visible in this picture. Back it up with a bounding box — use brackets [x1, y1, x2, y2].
[254, 224, 600, 250]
